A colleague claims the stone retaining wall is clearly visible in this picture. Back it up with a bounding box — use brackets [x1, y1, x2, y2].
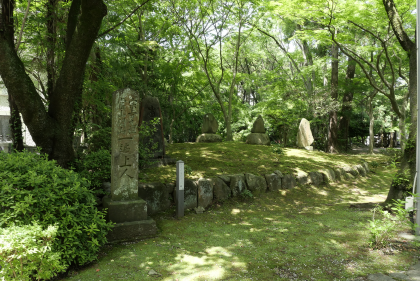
[128, 162, 372, 216]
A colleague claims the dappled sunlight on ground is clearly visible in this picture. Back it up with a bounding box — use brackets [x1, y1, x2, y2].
[62, 157, 420, 280]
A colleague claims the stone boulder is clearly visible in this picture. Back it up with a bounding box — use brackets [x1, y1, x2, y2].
[265, 173, 281, 191]
[273, 170, 283, 178]
[229, 174, 247, 197]
[362, 162, 370, 173]
[138, 182, 173, 215]
[197, 178, 213, 208]
[282, 174, 296, 189]
[218, 175, 231, 185]
[333, 168, 345, 181]
[196, 133, 222, 143]
[308, 171, 323, 186]
[212, 177, 231, 202]
[245, 173, 267, 195]
[296, 171, 309, 185]
[139, 96, 165, 158]
[251, 115, 266, 133]
[201, 113, 218, 134]
[354, 164, 366, 177]
[342, 165, 359, 177]
[296, 118, 314, 148]
[320, 169, 336, 183]
[246, 133, 270, 145]
[174, 179, 197, 210]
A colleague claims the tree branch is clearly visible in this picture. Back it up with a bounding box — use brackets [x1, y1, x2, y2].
[15, 0, 31, 51]
[97, 0, 152, 38]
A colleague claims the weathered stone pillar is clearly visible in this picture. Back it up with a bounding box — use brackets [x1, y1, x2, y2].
[103, 88, 157, 242]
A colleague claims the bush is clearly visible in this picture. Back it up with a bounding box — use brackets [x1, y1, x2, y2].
[87, 127, 111, 153]
[75, 149, 111, 193]
[0, 151, 114, 267]
[0, 222, 66, 280]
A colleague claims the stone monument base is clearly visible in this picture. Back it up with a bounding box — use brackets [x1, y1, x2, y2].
[106, 220, 158, 243]
[196, 133, 222, 143]
[103, 197, 147, 223]
[103, 196, 157, 242]
[246, 133, 270, 145]
[305, 146, 313, 151]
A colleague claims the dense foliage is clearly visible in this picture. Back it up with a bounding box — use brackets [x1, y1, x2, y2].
[0, 151, 113, 267]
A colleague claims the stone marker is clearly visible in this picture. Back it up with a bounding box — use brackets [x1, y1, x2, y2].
[245, 173, 267, 195]
[201, 113, 218, 133]
[196, 113, 222, 143]
[246, 115, 270, 145]
[103, 88, 157, 242]
[176, 160, 185, 218]
[139, 96, 165, 158]
[282, 174, 296, 189]
[111, 88, 140, 201]
[296, 118, 314, 148]
[212, 177, 231, 202]
[251, 115, 265, 133]
[265, 173, 281, 191]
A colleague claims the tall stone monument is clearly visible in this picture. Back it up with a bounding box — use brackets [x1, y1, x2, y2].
[196, 113, 222, 142]
[246, 115, 270, 145]
[103, 88, 157, 242]
[296, 118, 314, 150]
[139, 96, 165, 158]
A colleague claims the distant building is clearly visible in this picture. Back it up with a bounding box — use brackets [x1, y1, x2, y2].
[0, 87, 36, 150]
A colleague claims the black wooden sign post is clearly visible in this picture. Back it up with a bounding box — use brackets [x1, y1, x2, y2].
[176, 160, 184, 219]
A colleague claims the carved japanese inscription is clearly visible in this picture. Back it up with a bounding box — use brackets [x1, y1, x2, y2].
[111, 89, 139, 201]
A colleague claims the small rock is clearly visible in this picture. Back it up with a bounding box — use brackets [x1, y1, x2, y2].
[367, 273, 395, 281]
[148, 269, 161, 276]
[389, 272, 410, 281]
[194, 206, 205, 214]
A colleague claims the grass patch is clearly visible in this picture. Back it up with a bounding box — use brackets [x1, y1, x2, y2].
[60, 152, 420, 280]
[139, 142, 387, 183]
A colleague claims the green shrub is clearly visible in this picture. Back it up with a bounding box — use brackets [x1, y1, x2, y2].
[0, 222, 66, 280]
[370, 161, 379, 169]
[87, 127, 111, 153]
[0, 151, 114, 267]
[75, 149, 111, 193]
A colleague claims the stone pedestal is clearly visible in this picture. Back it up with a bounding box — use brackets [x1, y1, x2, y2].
[196, 133, 222, 143]
[246, 133, 270, 145]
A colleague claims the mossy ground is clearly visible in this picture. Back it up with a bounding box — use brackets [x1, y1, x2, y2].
[139, 142, 386, 183]
[60, 143, 420, 281]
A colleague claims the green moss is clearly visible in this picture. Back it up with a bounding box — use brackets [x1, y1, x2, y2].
[62, 165, 419, 280]
[139, 142, 388, 183]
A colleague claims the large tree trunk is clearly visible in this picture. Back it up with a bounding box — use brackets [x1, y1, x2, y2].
[382, 0, 416, 203]
[0, 0, 107, 167]
[368, 97, 374, 154]
[327, 41, 339, 153]
[339, 57, 356, 151]
[8, 93, 24, 152]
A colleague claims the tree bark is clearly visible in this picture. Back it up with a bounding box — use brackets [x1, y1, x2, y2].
[327, 40, 339, 153]
[368, 97, 374, 154]
[0, 0, 107, 167]
[339, 56, 356, 151]
[382, 0, 416, 203]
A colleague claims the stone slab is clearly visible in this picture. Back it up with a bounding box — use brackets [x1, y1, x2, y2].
[103, 197, 147, 223]
[174, 179, 197, 210]
[106, 219, 157, 242]
[245, 173, 267, 195]
[296, 171, 309, 185]
[308, 171, 323, 186]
